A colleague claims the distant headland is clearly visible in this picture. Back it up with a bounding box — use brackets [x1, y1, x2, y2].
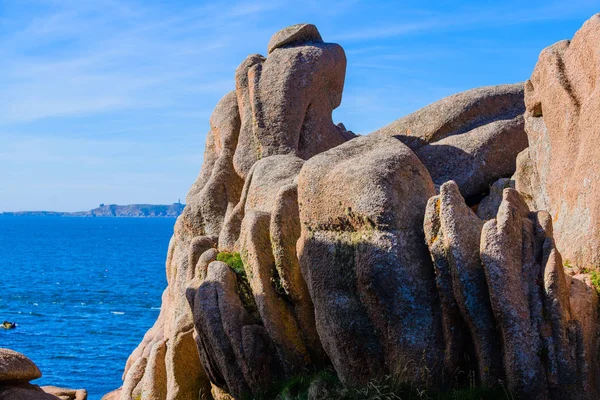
[1, 202, 185, 218]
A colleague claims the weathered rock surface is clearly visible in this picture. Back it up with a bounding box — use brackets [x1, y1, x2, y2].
[41, 386, 87, 400]
[297, 134, 443, 386]
[374, 84, 527, 198]
[112, 17, 600, 400]
[0, 349, 41, 383]
[186, 261, 281, 399]
[0, 350, 86, 400]
[0, 383, 60, 400]
[476, 177, 514, 220]
[480, 189, 587, 399]
[426, 184, 598, 399]
[424, 181, 503, 386]
[515, 14, 600, 268]
[233, 23, 353, 180]
[119, 23, 354, 399]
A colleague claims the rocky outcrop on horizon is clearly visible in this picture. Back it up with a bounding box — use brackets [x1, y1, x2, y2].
[1, 203, 185, 218]
[0, 348, 87, 400]
[108, 16, 600, 400]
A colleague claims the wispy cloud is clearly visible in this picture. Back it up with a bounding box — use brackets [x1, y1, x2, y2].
[332, 0, 598, 42]
[0, 0, 281, 123]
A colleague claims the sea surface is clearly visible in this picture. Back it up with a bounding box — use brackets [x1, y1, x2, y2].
[0, 216, 171, 399]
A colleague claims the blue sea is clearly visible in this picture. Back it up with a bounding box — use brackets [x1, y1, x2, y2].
[0, 216, 172, 399]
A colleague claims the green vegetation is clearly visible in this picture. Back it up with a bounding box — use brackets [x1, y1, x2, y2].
[251, 368, 514, 400]
[217, 251, 245, 275]
[217, 251, 261, 322]
[564, 260, 600, 294]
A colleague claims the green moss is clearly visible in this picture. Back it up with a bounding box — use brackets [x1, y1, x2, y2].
[588, 270, 600, 294]
[564, 261, 600, 295]
[217, 251, 261, 322]
[217, 251, 245, 275]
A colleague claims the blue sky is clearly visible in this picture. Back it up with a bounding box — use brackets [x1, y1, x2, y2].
[0, 0, 597, 212]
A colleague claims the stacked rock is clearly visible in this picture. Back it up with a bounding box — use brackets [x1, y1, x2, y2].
[0, 348, 87, 400]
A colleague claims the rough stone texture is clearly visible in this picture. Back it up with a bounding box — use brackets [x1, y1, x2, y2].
[186, 261, 281, 399]
[297, 135, 443, 387]
[480, 189, 588, 399]
[112, 19, 600, 400]
[0, 383, 60, 400]
[425, 183, 598, 399]
[267, 23, 322, 54]
[424, 181, 503, 386]
[119, 90, 241, 400]
[100, 388, 121, 400]
[165, 329, 205, 400]
[0, 349, 41, 383]
[219, 155, 305, 251]
[374, 84, 527, 198]
[233, 26, 352, 180]
[140, 340, 168, 400]
[120, 355, 147, 400]
[515, 14, 600, 268]
[187, 236, 218, 281]
[476, 178, 514, 220]
[115, 23, 354, 400]
[195, 248, 219, 282]
[569, 274, 600, 393]
[41, 386, 87, 400]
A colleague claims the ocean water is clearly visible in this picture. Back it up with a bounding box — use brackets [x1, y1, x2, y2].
[0, 216, 171, 399]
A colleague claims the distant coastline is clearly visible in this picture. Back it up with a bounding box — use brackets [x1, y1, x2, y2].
[1, 203, 185, 218]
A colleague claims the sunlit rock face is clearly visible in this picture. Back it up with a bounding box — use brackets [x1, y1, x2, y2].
[515, 14, 600, 269]
[112, 17, 600, 400]
[374, 83, 528, 200]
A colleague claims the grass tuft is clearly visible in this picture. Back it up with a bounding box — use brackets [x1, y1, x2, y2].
[217, 251, 245, 275]
[250, 367, 515, 400]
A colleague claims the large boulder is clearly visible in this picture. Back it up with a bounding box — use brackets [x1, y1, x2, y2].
[514, 14, 600, 268]
[0, 349, 41, 383]
[0, 384, 60, 400]
[41, 386, 87, 400]
[0, 350, 86, 400]
[297, 135, 443, 387]
[374, 84, 527, 198]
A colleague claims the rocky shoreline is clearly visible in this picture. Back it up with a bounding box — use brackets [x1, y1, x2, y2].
[0, 349, 87, 400]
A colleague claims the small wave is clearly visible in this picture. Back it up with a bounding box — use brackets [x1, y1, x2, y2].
[111, 311, 125, 315]
[150, 307, 160, 310]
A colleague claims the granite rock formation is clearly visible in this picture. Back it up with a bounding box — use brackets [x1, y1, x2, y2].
[0, 349, 87, 400]
[110, 17, 600, 400]
[514, 13, 600, 269]
[374, 83, 528, 199]
[119, 24, 351, 400]
[297, 134, 443, 387]
[425, 183, 598, 399]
